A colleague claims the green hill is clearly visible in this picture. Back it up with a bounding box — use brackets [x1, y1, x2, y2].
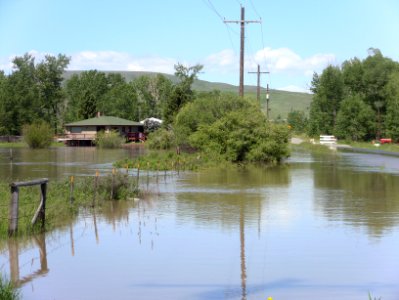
[64, 70, 313, 119]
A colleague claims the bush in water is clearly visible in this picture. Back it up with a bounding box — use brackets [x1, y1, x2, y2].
[23, 121, 53, 149]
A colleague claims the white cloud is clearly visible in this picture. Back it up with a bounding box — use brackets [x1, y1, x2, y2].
[253, 47, 336, 76]
[203, 49, 237, 71]
[277, 85, 311, 94]
[69, 51, 176, 74]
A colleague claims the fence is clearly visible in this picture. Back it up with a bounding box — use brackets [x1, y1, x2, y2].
[3, 160, 187, 237]
[8, 179, 48, 236]
[0, 135, 22, 143]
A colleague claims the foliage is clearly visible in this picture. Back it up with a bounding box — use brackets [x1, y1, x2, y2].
[189, 105, 290, 164]
[308, 49, 399, 141]
[334, 95, 375, 141]
[23, 121, 53, 148]
[0, 275, 20, 300]
[287, 110, 308, 133]
[0, 53, 70, 135]
[146, 128, 175, 150]
[308, 65, 344, 136]
[384, 70, 399, 141]
[165, 92, 291, 164]
[163, 63, 203, 125]
[174, 92, 247, 146]
[95, 130, 124, 148]
[65, 70, 109, 121]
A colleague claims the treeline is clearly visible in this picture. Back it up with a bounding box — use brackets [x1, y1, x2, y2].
[306, 48, 399, 141]
[0, 53, 201, 135]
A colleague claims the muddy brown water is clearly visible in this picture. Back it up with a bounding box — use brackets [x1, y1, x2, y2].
[0, 146, 398, 299]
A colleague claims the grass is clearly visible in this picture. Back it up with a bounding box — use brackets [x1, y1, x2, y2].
[0, 142, 65, 148]
[343, 140, 399, 152]
[0, 274, 20, 300]
[0, 142, 27, 148]
[0, 172, 139, 238]
[115, 150, 226, 172]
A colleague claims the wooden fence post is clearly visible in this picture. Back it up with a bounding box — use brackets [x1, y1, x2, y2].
[39, 182, 47, 228]
[8, 186, 19, 236]
[69, 176, 74, 204]
[9, 178, 48, 235]
[93, 171, 99, 205]
[136, 162, 140, 188]
[111, 168, 115, 200]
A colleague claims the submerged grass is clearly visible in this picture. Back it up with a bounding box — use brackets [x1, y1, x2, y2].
[0, 274, 20, 300]
[0, 172, 139, 238]
[115, 150, 231, 171]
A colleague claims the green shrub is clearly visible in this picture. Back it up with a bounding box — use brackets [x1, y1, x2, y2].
[189, 106, 290, 164]
[95, 130, 124, 148]
[23, 121, 53, 148]
[146, 128, 175, 150]
[0, 275, 20, 300]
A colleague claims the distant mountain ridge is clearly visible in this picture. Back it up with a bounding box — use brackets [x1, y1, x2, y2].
[63, 70, 313, 119]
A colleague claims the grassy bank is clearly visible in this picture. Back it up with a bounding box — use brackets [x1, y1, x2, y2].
[0, 172, 139, 238]
[344, 140, 399, 152]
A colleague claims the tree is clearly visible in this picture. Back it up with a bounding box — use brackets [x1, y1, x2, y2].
[163, 63, 203, 125]
[307, 65, 344, 136]
[334, 95, 374, 141]
[385, 71, 399, 141]
[287, 110, 308, 133]
[65, 70, 109, 121]
[7, 54, 39, 133]
[36, 54, 70, 132]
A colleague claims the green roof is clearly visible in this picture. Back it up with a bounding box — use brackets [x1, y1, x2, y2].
[65, 116, 142, 127]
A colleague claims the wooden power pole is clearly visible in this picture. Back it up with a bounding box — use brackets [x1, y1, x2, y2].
[225, 6, 261, 97]
[266, 83, 270, 119]
[248, 64, 269, 105]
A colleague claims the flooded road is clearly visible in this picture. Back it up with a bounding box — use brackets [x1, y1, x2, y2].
[0, 146, 399, 299]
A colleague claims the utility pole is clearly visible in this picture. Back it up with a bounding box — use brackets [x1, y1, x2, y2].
[248, 64, 269, 105]
[225, 6, 261, 97]
[266, 83, 270, 119]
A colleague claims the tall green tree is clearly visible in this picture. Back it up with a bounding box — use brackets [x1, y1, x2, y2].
[36, 54, 70, 132]
[308, 65, 344, 136]
[65, 70, 109, 121]
[163, 63, 203, 125]
[8, 54, 39, 132]
[385, 71, 399, 141]
[334, 95, 374, 141]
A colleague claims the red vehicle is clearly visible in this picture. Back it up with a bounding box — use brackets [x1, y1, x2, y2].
[379, 138, 392, 144]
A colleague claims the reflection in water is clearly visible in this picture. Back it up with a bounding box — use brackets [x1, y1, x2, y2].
[7, 234, 48, 287]
[312, 152, 399, 237]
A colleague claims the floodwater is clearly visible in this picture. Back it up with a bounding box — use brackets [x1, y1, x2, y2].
[0, 146, 145, 180]
[0, 146, 399, 300]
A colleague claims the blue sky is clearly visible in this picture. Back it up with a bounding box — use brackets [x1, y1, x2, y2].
[1, 0, 398, 93]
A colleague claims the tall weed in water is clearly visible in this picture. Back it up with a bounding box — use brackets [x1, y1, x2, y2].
[95, 130, 124, 148]
[0, 274, 20, 300]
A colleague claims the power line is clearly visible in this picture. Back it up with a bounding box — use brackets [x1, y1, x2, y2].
[249, 0, 261, 18]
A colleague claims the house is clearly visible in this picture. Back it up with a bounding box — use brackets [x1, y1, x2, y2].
[64, 115, 145, 146]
